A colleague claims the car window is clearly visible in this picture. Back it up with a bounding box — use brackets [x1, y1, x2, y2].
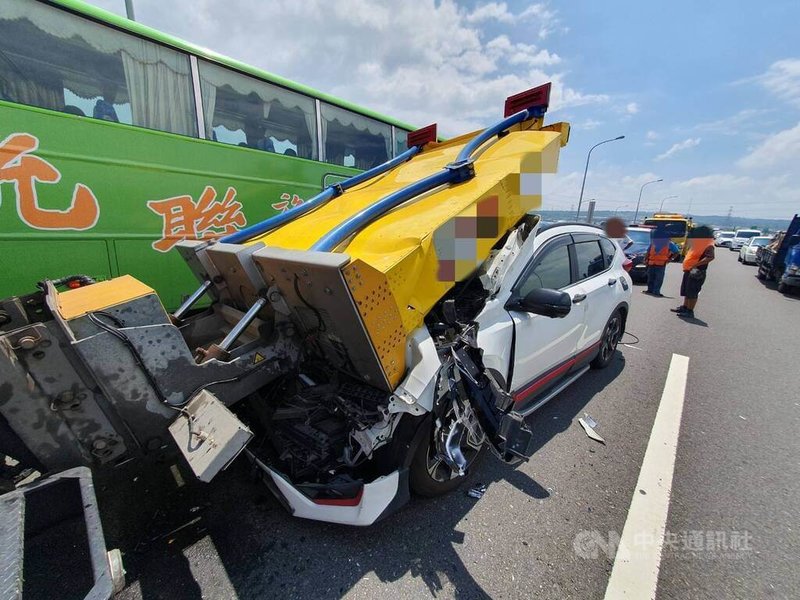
[518, 244, 572, 295]
[599, 237, 617, 268]
[574, 240, 605, 280]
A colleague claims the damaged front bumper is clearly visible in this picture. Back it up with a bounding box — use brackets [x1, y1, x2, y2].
[246, 450, 410, 526]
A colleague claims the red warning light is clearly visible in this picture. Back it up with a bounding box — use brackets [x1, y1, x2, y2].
[407, 123, 438, 149]
[504, 82, 552, 117]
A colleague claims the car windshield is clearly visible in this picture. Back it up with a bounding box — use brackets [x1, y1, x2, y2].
[644, 219, 687, 237]
[749, 237, 770, 246]
[718, 232, 734, 239]
[627, 229, 651, 245]
[736, 231, 760, 239]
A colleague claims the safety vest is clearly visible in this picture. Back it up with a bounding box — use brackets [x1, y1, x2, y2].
[646, 244, 671, 267]
[683, 238, 714, 271]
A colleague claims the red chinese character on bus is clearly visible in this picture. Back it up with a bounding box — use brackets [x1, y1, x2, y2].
[271, 192, 304, 213]
[147, 186, 246, 252]
[0, 133, 99, 230]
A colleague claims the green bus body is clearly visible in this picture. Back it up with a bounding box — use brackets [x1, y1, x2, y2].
[1, 101, 359, 308]
[1, 0, 416, 308]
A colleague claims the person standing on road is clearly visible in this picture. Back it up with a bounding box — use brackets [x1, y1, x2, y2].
[643, 229, 679, 297]
[671, 225, 715, 319]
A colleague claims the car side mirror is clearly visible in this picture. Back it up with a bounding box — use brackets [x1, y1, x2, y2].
[507, 288, 572, 318]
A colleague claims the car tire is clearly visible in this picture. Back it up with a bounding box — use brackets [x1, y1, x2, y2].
[778, 282, 788, 294]
[591, 309, 623, 370]
[409, 409, 486, 497]
[757, 270, 766, 280]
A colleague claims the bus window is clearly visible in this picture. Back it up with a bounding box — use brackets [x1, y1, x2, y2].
[0, 0, 197, 136]
[394, 128, 409, 156]
[321, 103, 392, 169]
[197, 60, 317, 159]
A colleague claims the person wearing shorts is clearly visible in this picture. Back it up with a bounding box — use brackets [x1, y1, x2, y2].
[671, 225, 715, 319]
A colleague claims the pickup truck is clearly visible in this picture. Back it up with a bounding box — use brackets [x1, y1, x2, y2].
[757, 214, 800, 294]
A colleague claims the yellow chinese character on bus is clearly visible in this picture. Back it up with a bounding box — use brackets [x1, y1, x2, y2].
[0, 133, 99, 230]
[147, 186, 246, 252]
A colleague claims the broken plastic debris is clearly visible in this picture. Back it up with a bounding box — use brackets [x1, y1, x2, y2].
[578, 415, 605, 444]
[466, 483, 487, 499]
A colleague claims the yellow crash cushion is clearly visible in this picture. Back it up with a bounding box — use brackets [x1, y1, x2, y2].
[56, 275, 155, 320]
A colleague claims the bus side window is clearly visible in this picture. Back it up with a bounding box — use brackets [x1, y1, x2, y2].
[394, 128, 410, 157]
[0, 0, 196, 137]
[320, 103, 392, 169]
[197, 60, 318, 160]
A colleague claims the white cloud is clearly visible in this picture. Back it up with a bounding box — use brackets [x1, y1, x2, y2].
[655, 137, 701, 161]
[465, 2, 515, 23]
[691, 108, 772, 136]
[753, 58, 800, 107]
[737, 122, 800, 170]
[625, 102, 639, 115]
[84, 0, 596, 136]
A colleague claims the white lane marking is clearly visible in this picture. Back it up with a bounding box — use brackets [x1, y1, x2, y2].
[604, 353, 690, 600]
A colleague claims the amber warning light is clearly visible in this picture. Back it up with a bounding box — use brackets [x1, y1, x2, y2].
[504, 82, 551, 117]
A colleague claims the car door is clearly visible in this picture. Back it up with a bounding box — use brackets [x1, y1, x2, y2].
[570, 235, 619, 359]
[507, 234, 587, 407]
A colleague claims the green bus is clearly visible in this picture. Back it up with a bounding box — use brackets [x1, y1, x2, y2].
[0, 0, 416, 308]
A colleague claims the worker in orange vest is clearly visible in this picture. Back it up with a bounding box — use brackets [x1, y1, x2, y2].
[671, 225, 715, 319]
[643, 231, 679, 297]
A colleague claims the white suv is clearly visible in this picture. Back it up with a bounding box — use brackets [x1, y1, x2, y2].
[729, 229, 761, 250]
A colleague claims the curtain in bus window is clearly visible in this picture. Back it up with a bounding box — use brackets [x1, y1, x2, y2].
[200, 80, 217, 139]
[0, 0, 196, 137]
[394, 129, 409, 157]
[197, 60, 317, 159]
[121, 44, 194, 136]
[320, 103, 392, 169]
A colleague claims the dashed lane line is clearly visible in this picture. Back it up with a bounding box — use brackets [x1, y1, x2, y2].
[604, 353, 690, 599]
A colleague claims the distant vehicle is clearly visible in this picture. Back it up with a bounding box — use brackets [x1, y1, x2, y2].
[643, 213, 691, 258]
[729, 229, 762, 250]
[715, 231, 735, 247]
[758, 215, 800, 294]
[738, 236, 771, 265]
[620, 226, 652, 282]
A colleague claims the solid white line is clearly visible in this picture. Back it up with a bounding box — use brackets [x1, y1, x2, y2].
[604, 353, 690, 600]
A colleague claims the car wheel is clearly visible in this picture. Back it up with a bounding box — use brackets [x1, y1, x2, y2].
[409, 399, 486, 497]
[591, 310, 623, 370]
[757, 270, 766, 280]
[778, 282, 788, 294]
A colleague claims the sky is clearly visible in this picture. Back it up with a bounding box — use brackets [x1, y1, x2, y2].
[85, 0, 800, 219]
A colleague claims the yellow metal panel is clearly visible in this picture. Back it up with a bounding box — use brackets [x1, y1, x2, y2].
[342, 260, 407, 388]
[244, 121, 567, 384]
[56, 275, 155, 320]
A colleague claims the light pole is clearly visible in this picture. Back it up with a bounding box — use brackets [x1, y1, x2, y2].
[576, 135, 625, 219]
[659, 195, 678, 212]
[124, 0, 136, 20]
[614, 204, 627, 216]
[633, 178, 663, 224]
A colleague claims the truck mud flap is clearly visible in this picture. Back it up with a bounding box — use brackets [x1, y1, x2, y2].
[446, 325, 535, 463]
[0, 467, 124, 599]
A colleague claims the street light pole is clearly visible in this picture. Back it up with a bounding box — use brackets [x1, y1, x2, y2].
[124, 0, 136, 20]
[659, 195, 678, 212]
[576, 135, 625, 219]
[633, 178, 663, 223]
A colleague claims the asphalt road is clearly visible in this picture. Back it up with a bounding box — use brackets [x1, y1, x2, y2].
[103, 249, 799, 600]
